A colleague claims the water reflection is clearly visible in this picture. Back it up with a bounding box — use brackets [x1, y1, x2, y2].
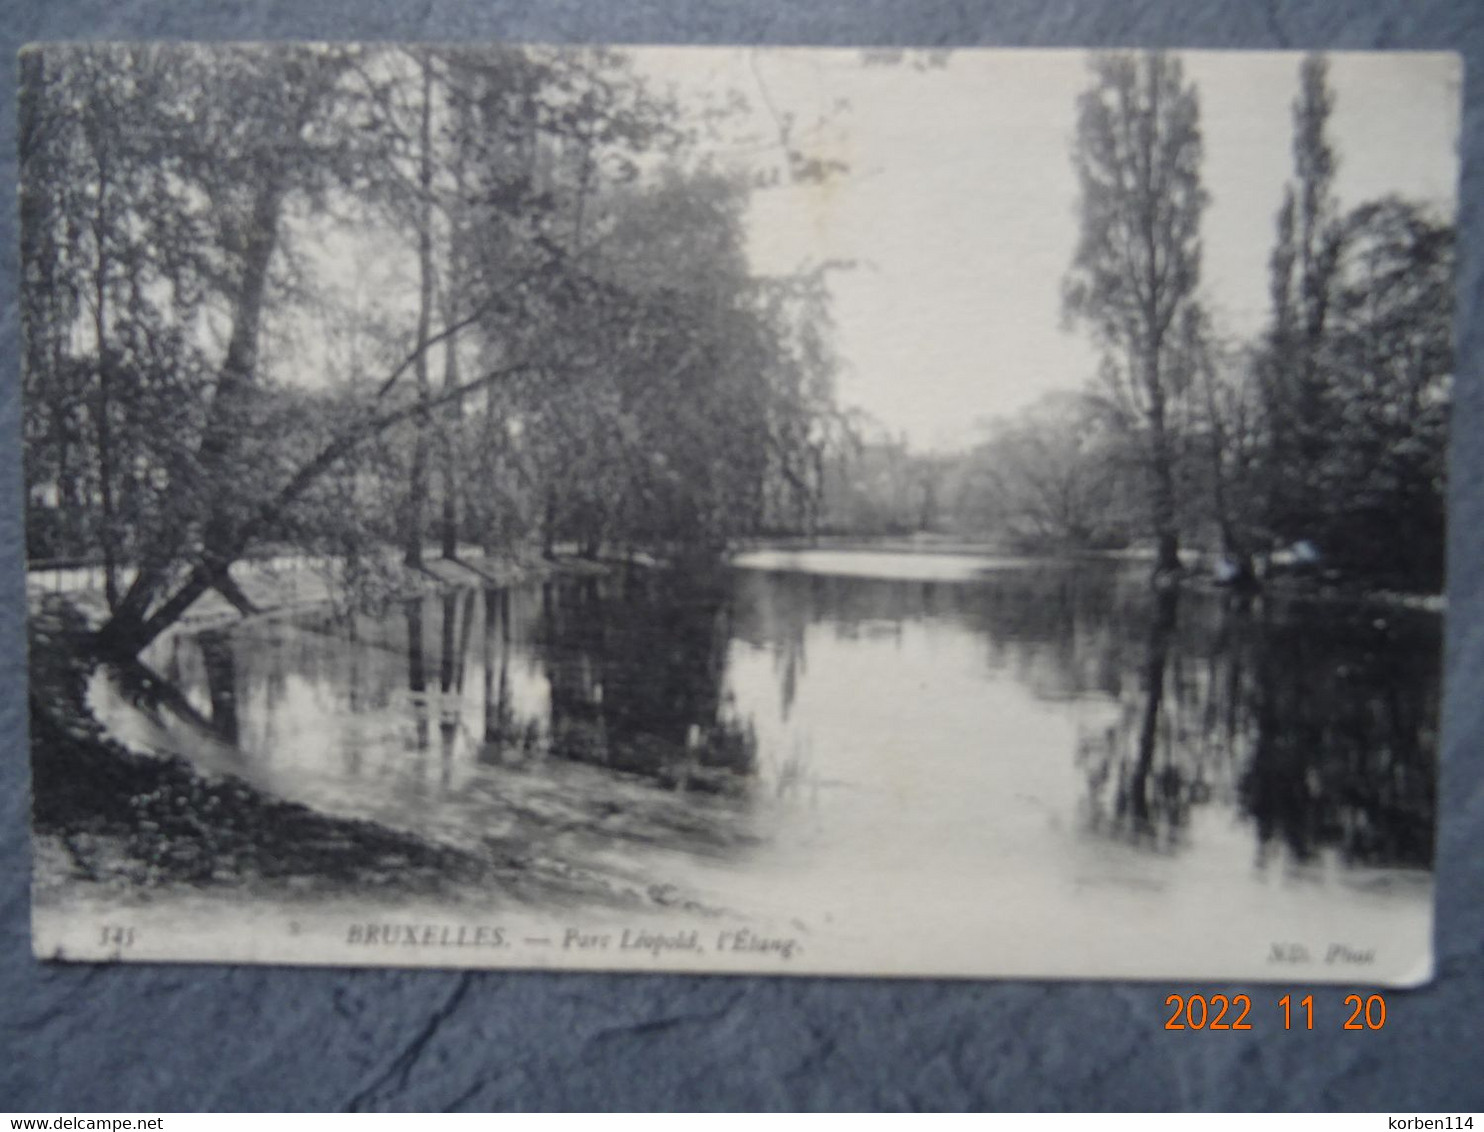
[1079, 587, 1183, 845]
[480, 586, 524, 760]
[1241, 601, 1438, 868]
[105, 555, 1438, 892]
[726, 560, 1437, 870]
[538, 570, 757, 789]
[197, 628, 240, 745]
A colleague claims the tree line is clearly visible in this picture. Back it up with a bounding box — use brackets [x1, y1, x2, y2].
[1003, 52, 1453, 592]
[21, 44, 840, 656]
[810, 53, 1452, 595]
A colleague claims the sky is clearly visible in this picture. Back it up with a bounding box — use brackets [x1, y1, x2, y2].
[633, 47, 1462, 452]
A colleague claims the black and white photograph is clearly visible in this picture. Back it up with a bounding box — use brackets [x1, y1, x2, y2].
[21, 42, 1459, 981]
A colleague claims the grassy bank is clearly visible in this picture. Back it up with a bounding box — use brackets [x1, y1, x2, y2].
[30, 600, 492, 897]
[26, 554, 659, 911]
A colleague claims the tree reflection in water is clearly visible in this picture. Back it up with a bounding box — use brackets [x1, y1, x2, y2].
[1078, 586, 1185, 846]
[1239, 598, 1438, 868]
[404, 597, 429, 757]
[197, 627, 240, 746]
[538, 567, 757, 792]
[1051, 575, 1439, 868]
[479, 586, 527, 764]
[124, 558, 1437, 870]
[732, 562, 1439, 869]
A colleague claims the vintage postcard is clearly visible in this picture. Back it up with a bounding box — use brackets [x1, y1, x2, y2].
[22, 43, 1459, 982]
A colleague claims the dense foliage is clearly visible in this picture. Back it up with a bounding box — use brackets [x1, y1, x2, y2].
[917, 53, 1451, 593]
[21, 45, 840, 654]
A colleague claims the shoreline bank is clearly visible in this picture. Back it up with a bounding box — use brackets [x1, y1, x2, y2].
[25, 554, 663, 916]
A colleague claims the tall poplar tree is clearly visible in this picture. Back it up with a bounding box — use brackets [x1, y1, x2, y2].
[1064, 52, 1208, 577]
[1262, 53, 1343, 546]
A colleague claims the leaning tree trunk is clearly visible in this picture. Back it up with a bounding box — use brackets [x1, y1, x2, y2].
[93, 348, 534, 658]
[94, 166, 287, 657]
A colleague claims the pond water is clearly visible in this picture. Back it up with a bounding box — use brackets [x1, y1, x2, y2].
[86, 548, 1440, 979]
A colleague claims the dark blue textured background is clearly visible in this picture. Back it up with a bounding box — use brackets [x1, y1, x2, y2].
[2, 0, 1481, 1112]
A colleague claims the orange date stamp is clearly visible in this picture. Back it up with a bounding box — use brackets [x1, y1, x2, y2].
[1163, 992, 1388, 1031]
